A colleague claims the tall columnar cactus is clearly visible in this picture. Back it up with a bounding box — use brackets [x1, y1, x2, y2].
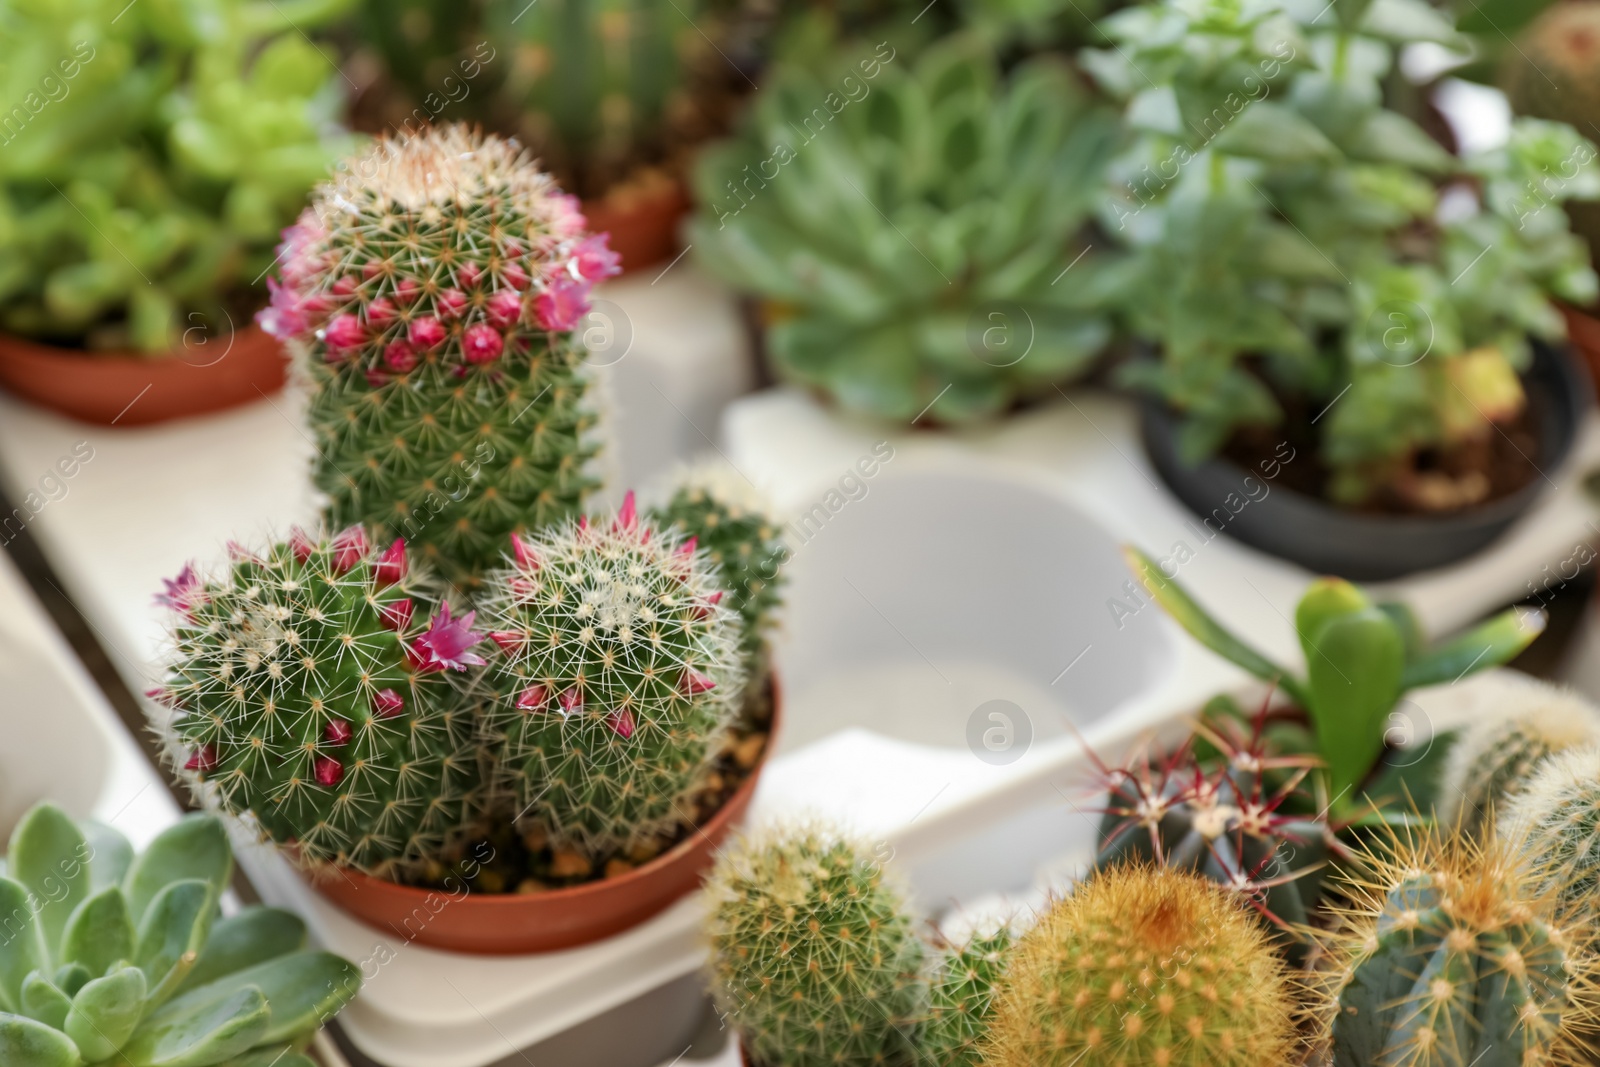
[1323, 831, 1593, 1067]
[480, 492, 744, 859]
[1437, 682, 1600, 839]
[1502, 746, 1600, 914]
[651, 461, 787, 680]
[919, 927, 1012, 1067]
[153, 529, 487, 880]
[704, 826, 925, 1067]
[983, 864, 1299, 1067]
[0, 803, 359, 1067]
[260, 125, 619, 589]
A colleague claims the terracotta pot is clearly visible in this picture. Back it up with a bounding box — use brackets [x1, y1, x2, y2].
[582, 175, 691, 276]
[308, 682, 780, 955]
[1560, 302, 1600, 396]
[0, 325, 287, 426]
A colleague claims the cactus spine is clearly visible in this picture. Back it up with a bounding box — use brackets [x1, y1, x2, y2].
[261, 126, 620, 590]
[155, 530, 486, 880]
[920, 927, 1012, 1067]
[705, 826, 925, 1067]
[983, 864, 1299, 1067]
[1503, 745, 1600, 914]
[1437, 683, 1600, 839]
[480, 492, 743, 859]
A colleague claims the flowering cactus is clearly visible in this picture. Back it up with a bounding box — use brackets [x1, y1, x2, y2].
[261, 125, 620, 588]
[479, 492, 744, 859]
[153, 529, 486, 880]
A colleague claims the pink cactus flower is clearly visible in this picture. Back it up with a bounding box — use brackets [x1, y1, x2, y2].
[437, 288, 468, 320]
[366, 296, 398, 327]
[362, 261, 383, 281]
[457, 262, 483, 290]
[535, 277, 592, 332]
[395, 278, 421, 304]
[331, 275, 360, 297]
[675, 537, 698, 557]
[383, 340, 417, 372]
[409, 316, 446, 349]
[258, 279, 310, 340]
[372, 688, 405, 719]
[511, 533, 542, 571]
[372, 539, 407, 585]
[486, 289, 523, 328]
[502, 262, 531, 291]
[614, 490, 638, 532]
[156, 563, 206, 614]
[409, 607, 487, 673]
[322, 313, 366, 352]
[324, 719, 353, 746]
[276, 214, 327, 288]
[558, 687, 583, 717]
[679, 668, 717, 695]
[331, 526, 369, 573]
[516, 684, 549, 712]
[185, 744, 218, 772]
[607, 708, 636, 740]
[314, 756, 345, 787]
[364, 368, 388, 389]
[573, 234, 622, 281]
[502, 237, 525, 260]
[288, 526, 317, 563]
[490, 630, 525, 653]
[462, 324, 504, 364]
[550, 194, 587, 238]
[379, 597, 415, 632]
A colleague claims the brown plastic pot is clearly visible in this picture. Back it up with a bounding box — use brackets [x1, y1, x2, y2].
[307, 683, 780, 955]
[0, 324, 287, 426]
[1560, 301, 1600, 397]
[582, 174, 691, 276]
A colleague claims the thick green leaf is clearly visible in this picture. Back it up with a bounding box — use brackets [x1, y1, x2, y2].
[1123, 545, 1310, 706]
[51, 965, 88, 999]
[1211, 102, 1339, 162]
[20, 972, 70, 1030]
[1294, 578, 1370, 671]
[64, 965, 146, 1061]
[80, 821, 134, 896]
[1376, 601, 1424, 662]
[9, 805, 90, 960]
[1399, 608, 1547, 690]
[121, 985, 269, 1067]
[178, 909, 305, 996]
[162, 950, 360, 1044]
[124, 815, 231, 927]
[135, 881, 212, 1009]
[1306, 607, 1405, 801]
[222, 1048, 315, 1067]
[60, 885, 134, 978]
[0, 877, 49, 1013]
[0, 1012, 78, 1067]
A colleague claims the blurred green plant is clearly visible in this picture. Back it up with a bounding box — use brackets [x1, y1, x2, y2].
[690, 36, 1119, 423]
[1087, 0, 1600, 506]
[0, 0, 357, 353]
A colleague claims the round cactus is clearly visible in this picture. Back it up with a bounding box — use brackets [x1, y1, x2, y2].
[480, 491, 744, 859]
[154, 529, 487, 880]
[983, 864, 1299, 1067]
[1437, 682, 1600, 839]
[919, 926, 1013, 1067]
[1502, 745, 1600, 913]
[651, 461, 787, 677]
[1322, 830, 1594, 1067]
[260, 125, 620, 590]
[704, 825, 925, 1067]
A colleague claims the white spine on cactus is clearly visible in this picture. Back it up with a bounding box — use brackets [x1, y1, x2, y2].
[1501, 744, 1600, 907]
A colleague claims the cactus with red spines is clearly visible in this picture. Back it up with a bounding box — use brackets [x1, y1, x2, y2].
[479, 491, 744, 860]
[261, 125, 621, 590]
[153, 531, 487, 880]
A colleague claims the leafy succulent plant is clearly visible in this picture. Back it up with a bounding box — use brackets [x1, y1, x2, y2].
[691, 35, 1119, 423]
[0, 0, 358, 352]
[1087, 0, 1600, 506]
[1125, 546, 1543, 808]
[0, 802, 359, 1067]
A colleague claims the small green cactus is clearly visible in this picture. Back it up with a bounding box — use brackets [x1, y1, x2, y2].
[1437, 682, 1600, 839]
[1324, 830, 1592, 1067]
[480, 492, 744, 860]
[651, 461, 787, 679]
[0, 802, 359, 1067]
[704, 825, 925, 1067]
[262, 125, 618, 589]
[983, 864, 1299, 1067]
[1502, 745, 1600, 914]
[919, 926, 1012, 1067]
[153, 529, 487, 880]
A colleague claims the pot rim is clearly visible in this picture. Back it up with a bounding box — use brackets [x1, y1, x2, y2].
[0, 319, 271, 367]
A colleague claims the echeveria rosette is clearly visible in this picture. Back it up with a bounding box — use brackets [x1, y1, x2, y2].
[0, 802, 359, 1067]
[152, 529, 487, 881]
[480, 492, 745, 860]
[261, 126, 619, 588]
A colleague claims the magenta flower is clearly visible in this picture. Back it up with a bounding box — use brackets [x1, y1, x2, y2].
[409, 316, 446, 349]
[409, 607, 487, 673]
[535, 277, 592, 332]
[257, 278, 308, 340]
[324, 719, 353, 746]
[276, 214, 327, 288]
[383, 340, 417, 372]
[437, 288, 468, 320]
[366, 296, 398, 327]
[462, 324, 504, 365]
[372, 539, 408, 585]
[314, 756, 345, 787]
[457, 262, 483, 290]
[573, 234, 622, 281]
[550, 194, 587, 238]
[331, 525, 369, 573]
[322, 313, 366, 351]
[486, 289, 523, 328]
[502, 262, 531, 291]
[379, 597, 414, 632]
[156, 563, 207, 614]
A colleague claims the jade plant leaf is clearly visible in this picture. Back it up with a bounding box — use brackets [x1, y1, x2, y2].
[19, 972, 70, 1030]
[1305, 608, 1404, 800]
[9, 804, 91, 958]
[222, 1047, 316, 1067]
[1398, 608, 1546, 690]
[159, 950, 361, 1045]
[0, 1012, 78, 1067]
[1294, 578, 1370, 669]
[64, 965, 146, 1061]
[177, 908, 306, 996]
[80, 821, 134, 895]
[60, 885, 135, 978]
[121, 985, 270, 1067]
[135, 880, 213, 1008]
[0, 877, 50, 1012]
[124, 815, 232, 926]
[50, 965, 88, 999]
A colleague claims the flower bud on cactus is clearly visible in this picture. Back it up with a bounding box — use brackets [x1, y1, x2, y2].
[984, 864, 1299, 1067]
[480, 492, 743, 859]
[919, 926, 1013, 1067]
[153, 531, 486, 879]
[1322, 830, 1595, 1067]
[705, 826, 925, 1067]
[1502, 746, 1600, 914]
[651, 461, 787, 678]
[262, 126, 619, 589]
[1437, 681, 1600, 838]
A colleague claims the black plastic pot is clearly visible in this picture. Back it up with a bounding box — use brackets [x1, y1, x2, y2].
[1140, 340, 1591, 581]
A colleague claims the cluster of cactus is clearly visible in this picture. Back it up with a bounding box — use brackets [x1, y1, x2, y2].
[155, 529, 486, 880]
[1438, 681, 1600, 837]
[0, 803, 359, 1067]
[690, 35, 1119, 423]
[0, 0, 357, 352]
[479, 491, 745, 859]
[261, 127, 618, 589]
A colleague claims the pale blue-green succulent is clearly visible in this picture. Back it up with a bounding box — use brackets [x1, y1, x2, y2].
[0, 802, 360, 1067]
